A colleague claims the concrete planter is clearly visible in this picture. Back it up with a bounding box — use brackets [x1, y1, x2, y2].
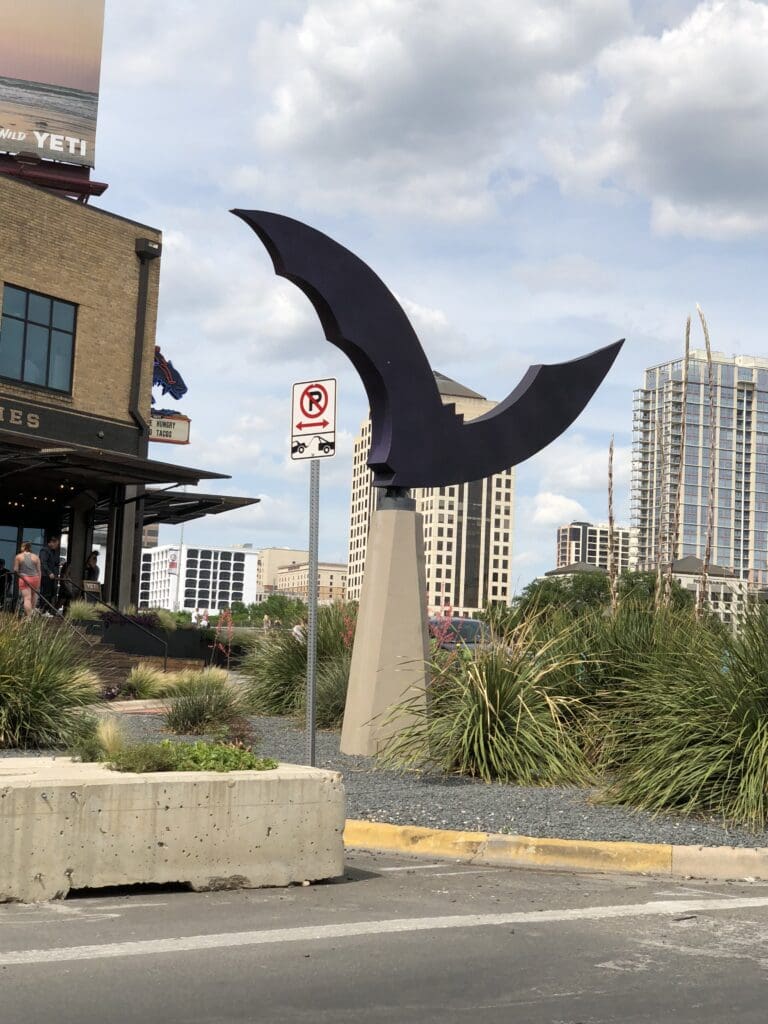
[101, 623, 204, 660]
[0, 758, 345, 902]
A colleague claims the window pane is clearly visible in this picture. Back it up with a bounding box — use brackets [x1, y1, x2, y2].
[0, 316, 24, 379]
[27, 293, 51, 326]
[52, 300, 74, 331]
[23, 324, 48, 385]
[2, 285, 26, 318]
[48, 330, 72, 391]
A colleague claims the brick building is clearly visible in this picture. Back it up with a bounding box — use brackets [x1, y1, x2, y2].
[275, 561, 347, 604]
[0, 175, 255, 606]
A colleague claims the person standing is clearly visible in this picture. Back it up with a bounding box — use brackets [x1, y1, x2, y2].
[58, 561, 75, 616]
[38, 536, 60, 613]
[14, 542, 41, 618]
[83, 550, 100, 601]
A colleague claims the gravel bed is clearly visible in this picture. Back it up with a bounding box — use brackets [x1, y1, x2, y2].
[111, 711, 768, 850]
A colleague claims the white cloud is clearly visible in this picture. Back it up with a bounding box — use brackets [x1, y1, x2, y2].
[531, 491, 589, 526]
[550, 1, 768, 238]
[248, 0, 632, 218]
[535, 434, 631, 493]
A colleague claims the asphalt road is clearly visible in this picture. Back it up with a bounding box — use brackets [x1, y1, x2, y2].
[2, 852, 768, 1024]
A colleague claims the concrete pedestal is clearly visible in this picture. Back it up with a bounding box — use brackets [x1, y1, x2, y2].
[340, 502, 429, 755]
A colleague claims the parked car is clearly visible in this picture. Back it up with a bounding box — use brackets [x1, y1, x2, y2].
[292, 440, 307, 454]
[428, 616, 488, 651]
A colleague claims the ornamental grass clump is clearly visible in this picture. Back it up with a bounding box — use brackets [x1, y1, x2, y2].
[599, 606, 768, 829]
[380, 614, 591, 785]
[0, 614, 99, 749]
[122, 664, 164, 700]
[241, 602, 356, 717]
[164, 671, 249, 734]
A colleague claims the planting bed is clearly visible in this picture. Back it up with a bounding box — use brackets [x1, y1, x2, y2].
[110, 711, 768, 850]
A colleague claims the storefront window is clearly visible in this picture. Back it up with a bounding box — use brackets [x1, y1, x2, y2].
[0, 284, 76, 392]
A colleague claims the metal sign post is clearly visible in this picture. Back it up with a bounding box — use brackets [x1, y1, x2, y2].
[291, 378, 337, 767]
[306, 458, 320, 766]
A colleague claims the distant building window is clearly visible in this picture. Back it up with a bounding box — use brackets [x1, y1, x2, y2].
[0, 284, 76, 392]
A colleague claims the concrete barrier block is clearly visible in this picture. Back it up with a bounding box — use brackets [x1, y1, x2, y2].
[0, 758, 345, 902]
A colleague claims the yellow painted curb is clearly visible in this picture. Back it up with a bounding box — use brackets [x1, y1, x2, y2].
[344, 820, 768, 880]
[344, 820, 487, 860]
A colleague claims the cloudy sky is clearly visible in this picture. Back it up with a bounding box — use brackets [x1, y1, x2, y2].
[92, 0, 768, 590]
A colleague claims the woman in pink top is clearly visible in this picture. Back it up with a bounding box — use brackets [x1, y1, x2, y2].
[14, 542, 41, 618]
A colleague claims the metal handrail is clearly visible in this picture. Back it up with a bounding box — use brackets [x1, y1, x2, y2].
[65, 578, 168, 673]
[6, 569, 94, 649]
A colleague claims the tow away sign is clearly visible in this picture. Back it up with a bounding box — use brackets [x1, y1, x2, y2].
[291, 378, 337, 460]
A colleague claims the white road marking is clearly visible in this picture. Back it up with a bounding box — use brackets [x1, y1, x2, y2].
[426, 868, 509, 878]
[654, 887, 744, 900]
[376, 864, 447, 872]
[2, 897, 768, 967]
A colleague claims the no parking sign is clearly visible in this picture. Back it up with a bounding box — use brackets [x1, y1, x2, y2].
[290, 378, 337, 460]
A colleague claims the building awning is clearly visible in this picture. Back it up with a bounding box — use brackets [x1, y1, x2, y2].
[125, 489, 259, 526]
[0, 434, 228, 491]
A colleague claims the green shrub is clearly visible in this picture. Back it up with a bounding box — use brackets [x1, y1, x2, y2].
[164, 674, 248, 734]
[292, 648, 352, 729]
[107, 740, 180, 773]
[0, 615, 99, 749]
[241, 602, 356, 717]
[147, 608, 178, 632]
[600, 606, 768, 828]
[67, 600, 101, 622]
[315, 648, 352, 728]
[107, 739, 277, 773]
[122, 664, 164, 700]
[380, 615, 591, 784]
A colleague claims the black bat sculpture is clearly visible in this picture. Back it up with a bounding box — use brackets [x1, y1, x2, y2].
[234, 210, 623, 488]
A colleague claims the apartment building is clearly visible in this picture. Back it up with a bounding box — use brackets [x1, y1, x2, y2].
[633, 351, 768, 585]
[275, 561, 347, 604]
[138, 543, 258, 611]
[347, 372, 515, 616]
[556, 521, 638, 573]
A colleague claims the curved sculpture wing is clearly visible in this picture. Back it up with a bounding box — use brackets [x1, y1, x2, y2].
[234, 209, 624, 487]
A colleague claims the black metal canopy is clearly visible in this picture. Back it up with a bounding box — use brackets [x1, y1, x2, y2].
[129, 489, 259, 527]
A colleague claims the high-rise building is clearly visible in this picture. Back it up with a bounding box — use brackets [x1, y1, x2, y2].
[556, 521, 637, 573]
[347, 373, 515, 616]
[139, 544, 258, 611]
[632, 350, 768, 585]
[256, 547, 309, 593]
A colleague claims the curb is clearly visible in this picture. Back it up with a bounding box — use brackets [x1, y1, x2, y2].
[344, 820, 768, 882]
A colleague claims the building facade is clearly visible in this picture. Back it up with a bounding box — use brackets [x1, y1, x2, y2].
[275, 561, 347, 604]
[347, 373, 515, 616]
[0, 176, 256, 608]
[633, 350, 768, 584]
[556, 521, 637, 573]
[138, 544, 258, 612]
[256, 547, 309, 593]
[670, 556, 754, 634]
